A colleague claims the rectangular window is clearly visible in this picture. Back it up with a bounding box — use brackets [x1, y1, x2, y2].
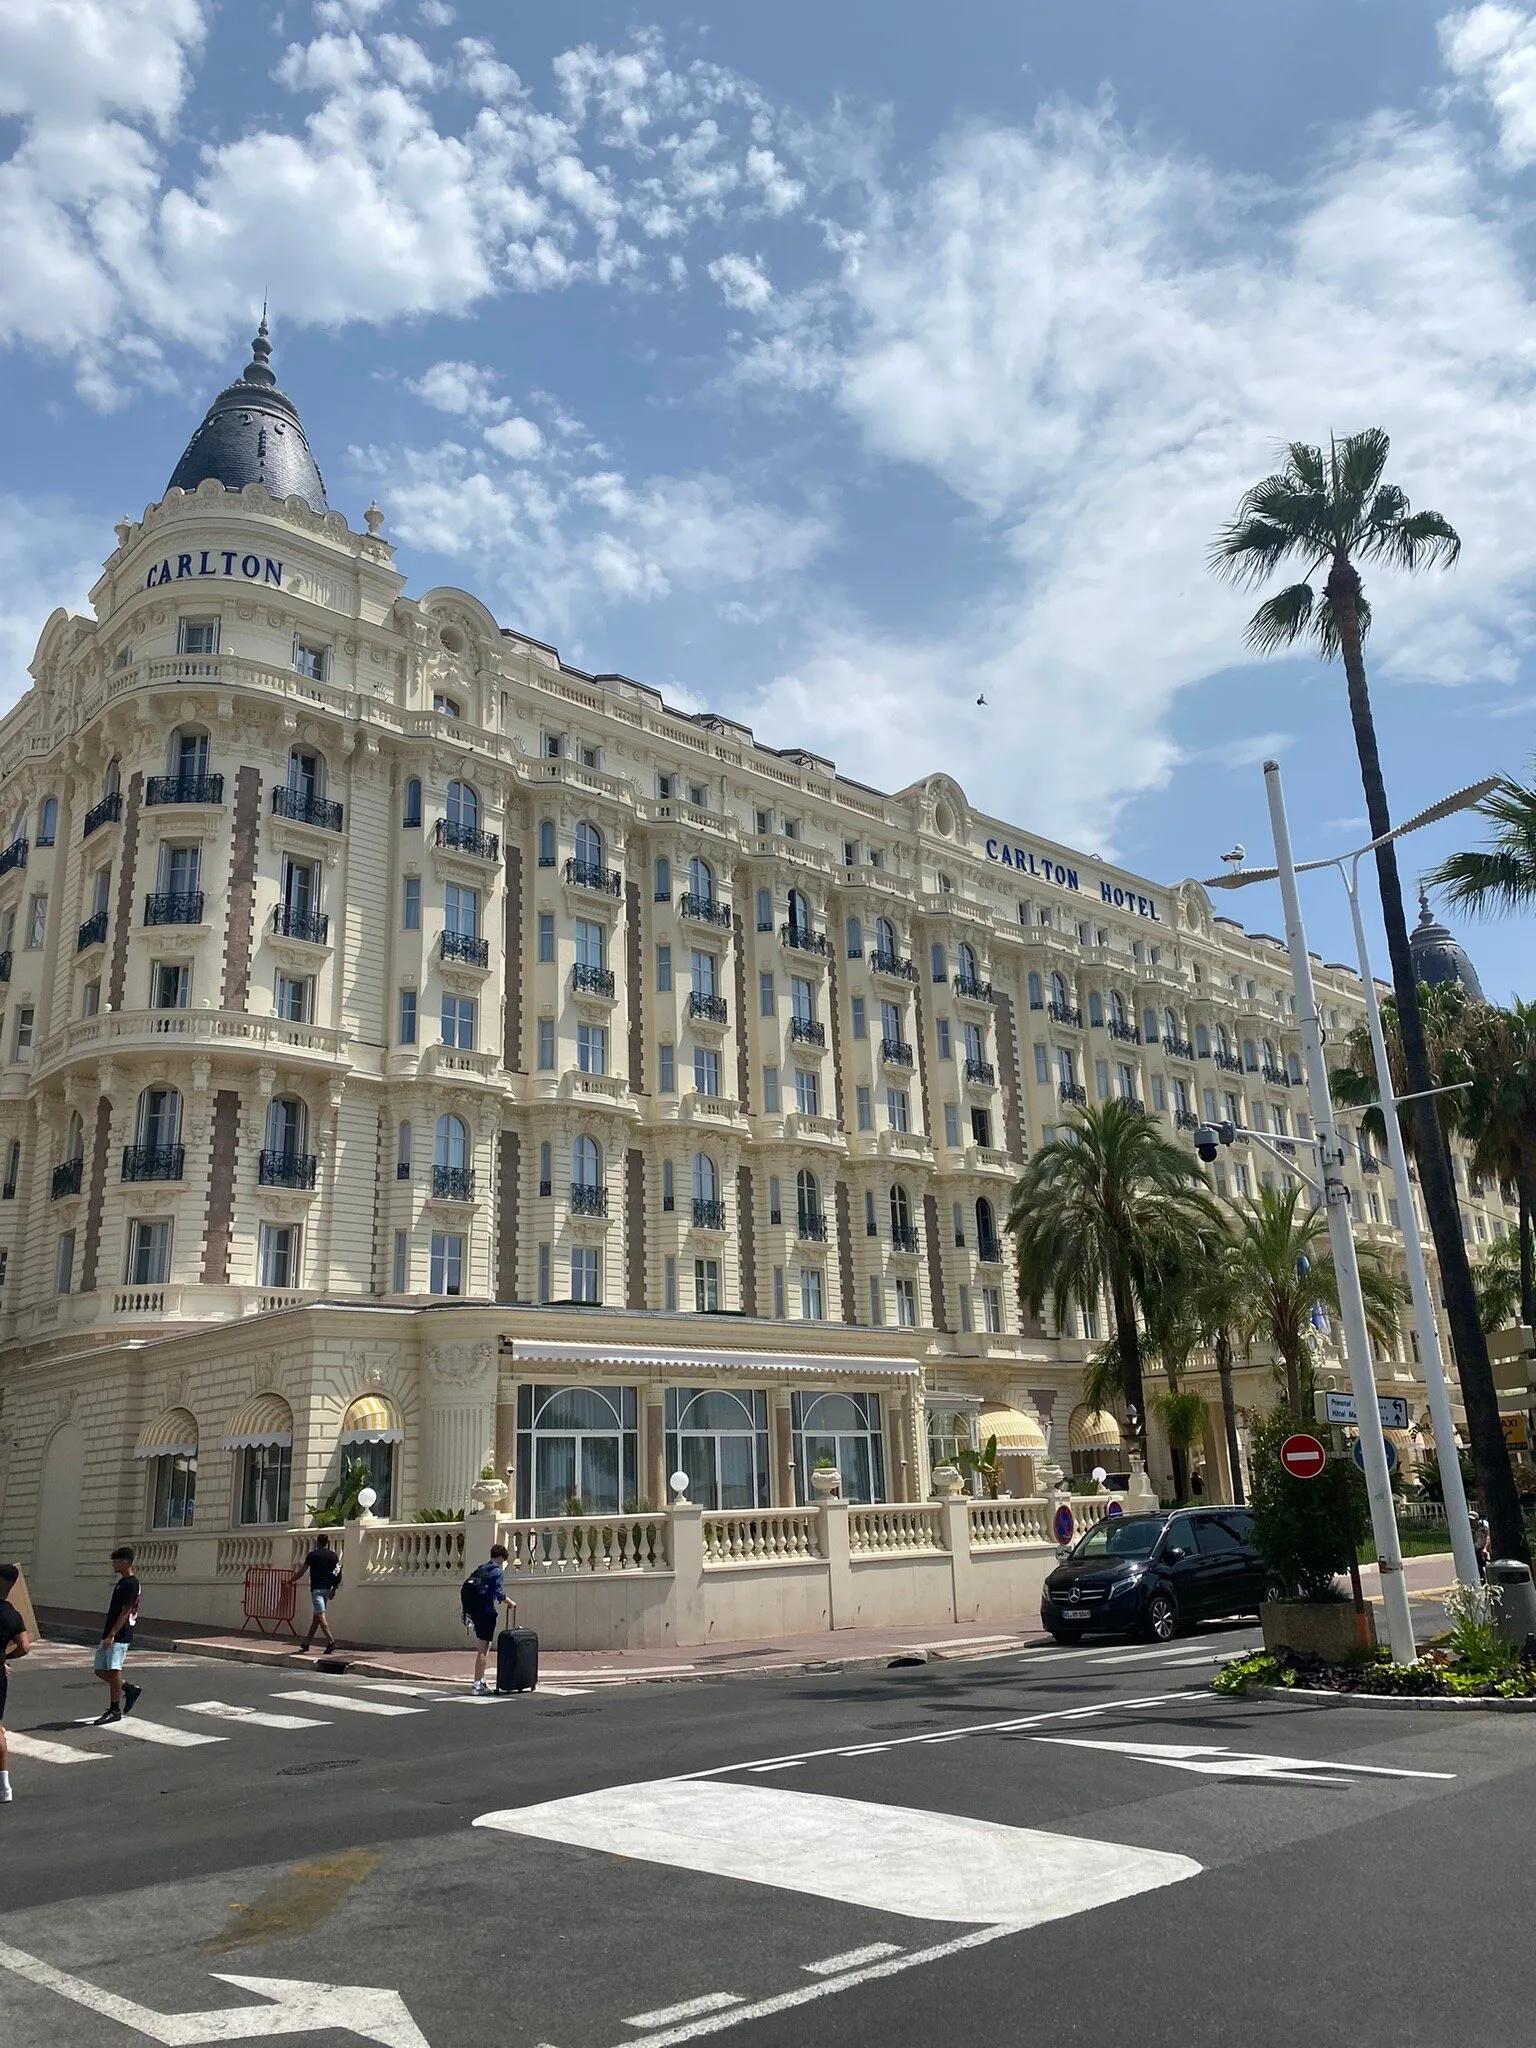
[656, 943, 672, 992]
[895, 1277, 917, 1328]
[1034, 1043, 1049, 1084]
[398, 988, 417, 1045]
[856, 1084, 872, 1131]
[430, 1232, 465, 1296]
[152, 961, 191, 1010]
[538, 911, 555, 963]
[1202, 1087, 1218, 1120]
[14, 1008, 33, 1057]
[125, 1218, 172, 1285]
[763, 1064, 780, 1112]
[851, 995, 866, 1040]
[537, 1017, 556, 1071]
[392, 1230, 408, 1293]
[691, 948, 718, 998]
[444, 882, 479, 939]
[258, 1222, 299, 1288]
[293, 638, 328, 682]
[868, 1274, 883, 1325]
[689, 782, 707, 809]
[1118, 1064, 1136, 1099]
[794, 1067, 820, 1116]
[402, 877, 422, 931]
[887, 1088, 910, 1132]
[936, 1018, 951, 1059]
[772, 1265, 785, 1317]
[537, 1242, 551, 1302]
[239, 1445, 291, 1526]
[1151, 1075, 1166, 1111]
[944, 1102, 960, 1147]
[971, 1106, 992, 1146]
[1095, 1059, 1109, 1099]
[26, 895, 46, 949]
[799, 1267, 824, 1320]
[178, 618, 219, 655]
[982, 1286, 1003, 1334]
[576, 1022, 607, 1075]
[693, 1047, 720, 1097]
[441, 994, 476, 1049]
[575, 918, 605, 970]
[659, 1042, 676, 1094]
[570, 1245, 600, 1303]
[55, 1230, 75, 1296]
[756, 809, 772, 835]
[694, 1258, 721, 1312]
[759, 970, 775, 1018]
[664, 1254, 677, 1311]
[91, 865, 111, 916]
[275, 973, 310, 1023]
[81, 980, 100, 1018]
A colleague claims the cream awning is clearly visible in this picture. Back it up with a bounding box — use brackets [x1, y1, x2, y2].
[510, 1342, 919, 1380]
[1069, 1406, 1123, 1451]
[223, 1392, 294, 1451]
[339, 1394, 402, 1446]
[978, 1400, 1048, 1456]
[133, 1407, 198, 1461]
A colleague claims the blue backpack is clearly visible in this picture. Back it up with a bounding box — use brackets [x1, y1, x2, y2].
[460, 1562, 499, 1617]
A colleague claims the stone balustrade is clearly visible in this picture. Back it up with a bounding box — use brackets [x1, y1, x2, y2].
[848, 1503, 945, 1555]
[494, 1512, 670, 1575]
[702, 1507, 822, 1565]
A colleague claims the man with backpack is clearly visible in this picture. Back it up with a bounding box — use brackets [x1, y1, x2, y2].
[460, 1544, 508, 1695]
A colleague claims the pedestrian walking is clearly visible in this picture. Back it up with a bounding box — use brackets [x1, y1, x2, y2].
[460, 1543, 509, 1695]
[0, 1563, 32, 1806]
[1473, 1513, 1492, 1581]
[288, 1533, 342, 1654]
[92, 1546, 141, 1725]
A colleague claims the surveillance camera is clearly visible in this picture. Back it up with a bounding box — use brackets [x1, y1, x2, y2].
[1194, 1123, 1220, 1163]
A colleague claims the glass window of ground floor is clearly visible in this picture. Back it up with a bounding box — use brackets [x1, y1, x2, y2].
[665, 1387, 769, 1510]
[792, 1389, 886, 1502]
[516, 1384, 638, 1517]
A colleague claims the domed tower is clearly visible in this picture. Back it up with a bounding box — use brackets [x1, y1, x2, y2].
[1410, 885, 1486, 1003]
[165, 316, 329, 513]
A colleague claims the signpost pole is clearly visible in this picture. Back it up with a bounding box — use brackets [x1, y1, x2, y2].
[1264, 761, 1417, 1665]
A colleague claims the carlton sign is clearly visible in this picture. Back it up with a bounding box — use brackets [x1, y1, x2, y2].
[144, 548, 284, 591]
[983, 838, 1160, 921]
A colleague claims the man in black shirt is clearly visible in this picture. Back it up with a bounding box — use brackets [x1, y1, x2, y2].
[0, 1562, 31, 1804]
[93, 1546, 141, 1725]
[287, 1533, 341, 1654]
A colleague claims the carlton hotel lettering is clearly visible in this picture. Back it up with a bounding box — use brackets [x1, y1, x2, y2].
[144, 548, 284, 590]
[983, 838, 1160, 921]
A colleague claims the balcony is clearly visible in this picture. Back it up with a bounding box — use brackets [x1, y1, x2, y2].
[570, 1182, 609, 1216]
[83, 792, 122, 838]
[1262, 1064, 1293, 1088]
[51, 1157, 83, 1200]
[1361, 1154, 1381, 1175]
[977, 1241, 1003, 1265]
[563, 854, 619, 894]
[1163, 1036, 1196, 1061]
[780, 923, 829, 956]
[258, 1149, 318, 1189]
[790, 1016, 826, 1048]
[890, 1223, 920, 1254]
[440, 929, 489, 968]
[688, 990, 728, 1025]
[796, 1210, 828, 1242]
[572, 962, 616, 999]
[1214, 1050, 1244, 1073]
[272, 786, 344, 832]
[0, 838, 27, 880]
[870, 948, 916, 983]
[272, 904, 329, 945]
[144, 891, 204, 927]
[146, 773, 223, 807]
[1174, 1109, 1201, 1132]
[1058, 1081, 1087, 1107]
[1121, 1096, 1146, 1115]
[0, 951, 11, 984]
[1107, 1018, 1140, 1044]
[679, 891, 732, 927]
[692, 1197, 727, 1230]
[953, 974, 994, 1003]
[122, 1143, 184, 1182]
[76, 909, 108, 952]
[1047, 1000, 1083, 1028]
[879, 1036, 914, 1069]
[964, 1057, 996, 1086]
[431, 1165, 477, 1202]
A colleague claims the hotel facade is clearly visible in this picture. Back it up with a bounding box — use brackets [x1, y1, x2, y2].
[0, 330, 1510, 1634]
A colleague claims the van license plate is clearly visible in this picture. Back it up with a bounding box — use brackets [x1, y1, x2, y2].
[1062, 1607, 1091, 1622]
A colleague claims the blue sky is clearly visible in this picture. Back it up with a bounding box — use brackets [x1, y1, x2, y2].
[4, 0, 1535, 1000]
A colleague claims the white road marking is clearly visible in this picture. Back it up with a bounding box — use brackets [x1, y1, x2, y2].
[350, 1682, 457, 1699]
[275, 1690, 423, 1718]
[179, 1702, 328, 1730]
[5, 1731, 105, 1765]
[802, 1944, 903, 1976]
[475, 1779, 1200, 1926]
[1034, 1737, 1458, 1785]
[624, 1993, 745, 2027]
[75, 1717, 224, 1748]
[896, 1635, 1021, 1652]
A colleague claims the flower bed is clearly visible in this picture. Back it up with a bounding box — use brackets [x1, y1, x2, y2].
[1216, 1646, 1536, 1701]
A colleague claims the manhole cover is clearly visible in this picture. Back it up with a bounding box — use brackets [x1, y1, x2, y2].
[278, 1757, 360, 1777]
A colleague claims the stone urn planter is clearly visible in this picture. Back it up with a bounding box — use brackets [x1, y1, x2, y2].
[1260, 1597, 1376, 1661]
[469, 1476, 507, 1512]
[930, 1462, 965, 1499]
[810, 1465, 842, 1500]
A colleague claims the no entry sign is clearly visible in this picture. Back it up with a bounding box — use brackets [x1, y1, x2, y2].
[1279, 1433, 1328, 1480]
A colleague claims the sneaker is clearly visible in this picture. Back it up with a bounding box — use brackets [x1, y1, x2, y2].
[293, 1643, 310, 1654]
[93, 1707, 122, 1726]
[122, 1684, 141, 1716]
[0, 1784, 13, 1803]
[472, 1679, 490, 1695]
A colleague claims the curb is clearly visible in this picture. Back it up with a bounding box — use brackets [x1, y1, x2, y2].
[1238, 1680, 1536, 1712]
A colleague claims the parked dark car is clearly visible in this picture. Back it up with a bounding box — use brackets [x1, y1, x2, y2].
[1040, 1507, 1276, 1643]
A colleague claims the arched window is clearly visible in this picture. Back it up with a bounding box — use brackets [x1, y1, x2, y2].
[1217, 1024, 1231, 1057]
[575, 819, 603, 868]
[755, 887, 772, 932]
[288, 749, 324, 800]
[136, 1086, 181, 1151]
[104, 758, 121, 799]
[796, 1168, 821, 1224]
[1262, 1038, 1276, 1069]
[37, 796, 58, 846]
[687, 855, 713, 904]
[397, 1122, 412, 1177]
[447, 779, 478, 830]
[1194, 1024, 1210, 1057]
[538, 819, 556, 867]
[1109, 990, 1127, 1028]
[786, 888, 810, 938]
[1143, 1007, 1158, 1043]
[65, 1112, 83, 1162]
[975, 1197, 997, 1258]
[572, 1134, 602, 1190]
[1163, 1007, 1178, 1043]
[655, 855, 672, 901]
[889, 1183, 913, 1238]
[403, 776, 422, 828]
[169, 727, 209, 779]
[1028, 971, 1043, 1010]
[846, 914, 862, 959]
[875, 917, 896, 958]
[538, 1140, 552, 1193]
[1087, 992, 1103, 1027]
[691, 1153, 718, 1203]
[930, 942, 947, 983]
[958, 942, 978, 983]
[434, 1113, 469, 1171]
[1242, 1037, 1258, 1070]
[1050, 972, 1068, 1010]
[265, 1096, 306, 1158]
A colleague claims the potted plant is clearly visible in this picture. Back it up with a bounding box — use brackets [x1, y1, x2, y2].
[810, 1455, 841, 1499]
[469, 1464, 506, 1511]
[957, 1432, 1003, 1500]
[1251, 1410, 1375, 1659]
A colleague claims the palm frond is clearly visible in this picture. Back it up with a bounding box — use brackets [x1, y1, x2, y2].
[1244, 581, 1317, 653]
[1284, 442, 1327, 493]
[1333, 427, 1392, 518]
[1208, 513, 1308, 587]
[1363, 507, 1462, 574]
[1429, 847, 1536, 919]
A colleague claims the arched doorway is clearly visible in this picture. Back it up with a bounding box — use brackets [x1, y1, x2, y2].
[34, 1421, 86, 1597]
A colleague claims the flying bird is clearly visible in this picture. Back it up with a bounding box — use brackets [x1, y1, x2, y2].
[976, 693, 988, 706]
[1220, 844, 1246, 867]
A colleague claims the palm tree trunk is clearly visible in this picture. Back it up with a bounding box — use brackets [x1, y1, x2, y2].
[1110, 1272, 1146, 1460]
[1519, 1171, 1536, 1332]
[1216, 1331, 1245, 1505]
[1164, 1360, 1190, 1503]
[1280, 1346, 1303, 1419]
[1327, 556, 1527, 1562]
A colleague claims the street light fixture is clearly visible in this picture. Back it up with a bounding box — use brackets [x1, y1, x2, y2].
[1203, 771, 1496, 1607]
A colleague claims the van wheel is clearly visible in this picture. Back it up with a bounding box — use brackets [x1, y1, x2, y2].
[1143, 1592, 1179, 1642]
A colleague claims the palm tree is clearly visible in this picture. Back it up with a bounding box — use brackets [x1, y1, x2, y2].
[1331, 980, 1474, 1157]
[1226, 1186, 1404, 1418]
[1211, 431, 1525, 1562]
[1429, 762, 1536, 918]
[1007, 1099, 1217, 1458]
[1182, 1231, 1257, 1507]
[1460, 1001, 1536, 1328]
[1473, 1233, 1523, 1336]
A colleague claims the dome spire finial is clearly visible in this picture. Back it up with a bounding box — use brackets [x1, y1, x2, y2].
[1417, 879, 1432, 927]
[244, 308, 276, 389]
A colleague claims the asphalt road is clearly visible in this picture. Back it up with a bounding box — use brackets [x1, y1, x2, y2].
[1, 1622, 1529, 2048]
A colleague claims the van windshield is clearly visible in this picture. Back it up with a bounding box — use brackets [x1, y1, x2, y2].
[1070, 1517, 1166, 1561]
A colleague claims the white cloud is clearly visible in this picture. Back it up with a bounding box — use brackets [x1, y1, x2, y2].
[274, 32, 375, 94]
[314, 0, 390, 29]
[709, 251, 773, 311]
[1440, 3, 1536, 160]
[744, 145, 804, 215]
[0, 496, 105, 715]
[406, 358, 508, 418]
[482, 415, 545, 459]
[375, 32, 436, 91]
[0, 0, 206, 131]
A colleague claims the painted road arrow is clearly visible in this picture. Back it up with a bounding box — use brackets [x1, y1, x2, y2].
[1033, 1738, 1456, 1786]
[0, 1943, 431, 2046]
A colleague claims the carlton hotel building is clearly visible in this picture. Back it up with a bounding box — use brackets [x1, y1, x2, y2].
[0, 330, 1512, 1609]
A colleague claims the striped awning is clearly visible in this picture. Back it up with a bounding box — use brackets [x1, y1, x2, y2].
[510, 1342, 919, 1380]
[1069, 1406, 1123, 1451]
[978, 1400, 1048, 1456]
[133, 1407, 198, 1461]
[1385, 1428, 1417, 1456]
[339, 1394, 402, 1446]
[223, 1392, 294, 1451]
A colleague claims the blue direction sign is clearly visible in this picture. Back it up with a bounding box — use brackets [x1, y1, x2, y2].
[1352, 1436, 1399, 1475]
[1053, 1504, 1076, 1546]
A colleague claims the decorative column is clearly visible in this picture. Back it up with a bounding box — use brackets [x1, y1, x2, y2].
[643, 1388, 666, 1510]
[771, 1389, 795, 1507]
[494, 1360, 517, 1505]
[420, 1340, 497, 1513]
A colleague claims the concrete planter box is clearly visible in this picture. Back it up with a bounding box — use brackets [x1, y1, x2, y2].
[1260, 1598, 1376, 1661]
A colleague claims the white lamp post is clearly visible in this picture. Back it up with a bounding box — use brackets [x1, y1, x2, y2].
[1206, 772, 1495, 1597]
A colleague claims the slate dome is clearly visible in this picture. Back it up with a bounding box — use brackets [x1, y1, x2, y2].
[164, 317, 328, 514]
[1410, 887, 1485, 1003]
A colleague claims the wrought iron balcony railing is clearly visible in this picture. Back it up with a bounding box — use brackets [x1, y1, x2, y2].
[570, 1182, 609, 1215]
[789, 1016, 825, 1047]
[440, 929, 489, 968]
[679, 891, 732, 927]
[1058, 1080, 1088, 1107]
[964, 1057, 996, 1085]
[1047, 1000, 1083, 1027]
[1214, 1050, 1244, 1073]
[51, 1157, 83, 1200]
[83, 792, 122, 838]
[780, 923, 829, 956]
[272, 786, 344, 831]
[688, 990, 728, 1024]
[1174, 1108, 1201, 1131]
[572, 962, 616, 998]
[259, 1149, 318, 1189]
[563, 854, 619, 893]
[870, 948, 916, 982]
[796, 1210, 828, 1242]
[436, 817, 501, 862]
[954, 973, 994, 1003]
[880, 1037, 914, 1069]
[0, 839, 27, 877]
[431, 1165, 477, 1201]
[273, 904, 330, 945]
[77, 909, 108, 951]
[1107, 1017, 1141, 1044]
[1163, 1036, 1196, 1061]
[890, 1223, 920, 1254]
[691, 1197, 727, 1230]
[146, 773, 223, 806]
[122, 1143, 184, 1181]
[145, 891, 204, 926]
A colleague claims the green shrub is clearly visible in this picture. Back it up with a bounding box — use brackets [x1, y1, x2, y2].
[1249, 1409, 1369, 1600]
[307, 1455, 376, 1528]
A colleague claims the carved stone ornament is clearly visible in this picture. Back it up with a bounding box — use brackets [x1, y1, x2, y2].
[426, 1341, 496, 1388]
[164, 1368, 191, 1408]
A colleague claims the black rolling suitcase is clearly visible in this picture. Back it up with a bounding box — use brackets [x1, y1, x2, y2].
[495, 1601, 539, 1693]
